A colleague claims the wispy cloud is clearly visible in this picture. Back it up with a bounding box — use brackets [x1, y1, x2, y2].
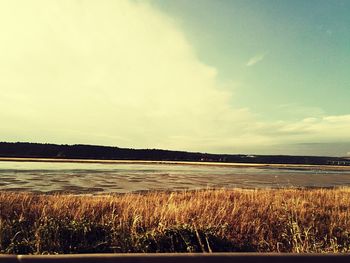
[246, 53, 266, 67]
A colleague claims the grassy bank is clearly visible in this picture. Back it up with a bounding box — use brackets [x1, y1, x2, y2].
[1, 188, 350, 254]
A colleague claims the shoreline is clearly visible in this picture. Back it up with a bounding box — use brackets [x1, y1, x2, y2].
[1, 157, 350, 170]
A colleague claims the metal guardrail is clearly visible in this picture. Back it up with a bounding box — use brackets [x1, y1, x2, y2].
[1, 253, 350, 263]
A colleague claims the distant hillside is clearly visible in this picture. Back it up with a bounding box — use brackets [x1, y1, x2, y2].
[0, 142, 349, 166]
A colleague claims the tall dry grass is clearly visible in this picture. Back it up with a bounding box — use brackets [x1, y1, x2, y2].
[1, 188, 350, 254]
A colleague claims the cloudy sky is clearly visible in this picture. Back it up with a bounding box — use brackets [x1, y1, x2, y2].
[1, 0, 349, 156]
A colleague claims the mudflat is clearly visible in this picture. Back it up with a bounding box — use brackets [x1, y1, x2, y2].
[1, 158, 350, 194]
[1, 157, 350, 170]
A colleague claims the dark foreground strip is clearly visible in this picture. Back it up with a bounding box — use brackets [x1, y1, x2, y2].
[1, 253, 350, 263]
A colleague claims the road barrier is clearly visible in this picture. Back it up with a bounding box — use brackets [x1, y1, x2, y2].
[1, 253, 350, 263]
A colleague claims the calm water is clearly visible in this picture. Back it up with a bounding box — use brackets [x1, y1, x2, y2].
[1, 161, 350, 193]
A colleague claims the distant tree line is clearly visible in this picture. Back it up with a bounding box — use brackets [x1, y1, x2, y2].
[0, 142, 349, 165]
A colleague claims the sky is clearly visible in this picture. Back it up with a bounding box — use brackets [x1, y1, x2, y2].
[0, 0, 349, 156]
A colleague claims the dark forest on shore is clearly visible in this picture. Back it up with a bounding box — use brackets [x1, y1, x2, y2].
[0, 142, 349, 166]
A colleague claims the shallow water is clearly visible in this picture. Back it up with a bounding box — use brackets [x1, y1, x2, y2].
[1, 161, 350, 193]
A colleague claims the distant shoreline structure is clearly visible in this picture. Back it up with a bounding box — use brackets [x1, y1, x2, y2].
[0, 142, 349, 166]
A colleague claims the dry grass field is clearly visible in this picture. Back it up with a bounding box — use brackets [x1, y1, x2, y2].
[1, 188, 350, 254]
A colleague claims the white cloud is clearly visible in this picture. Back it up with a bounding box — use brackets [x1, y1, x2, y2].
[257, 115, 350, 145]
[0, 0, 254, 152]
[245, 53, 266, 67]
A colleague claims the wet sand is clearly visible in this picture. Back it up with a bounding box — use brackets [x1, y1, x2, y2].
[1, 158, 350, 194]
[1, 157, 350, 170]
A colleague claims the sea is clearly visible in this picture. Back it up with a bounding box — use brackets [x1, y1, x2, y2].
[1, 160, 350, 194]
